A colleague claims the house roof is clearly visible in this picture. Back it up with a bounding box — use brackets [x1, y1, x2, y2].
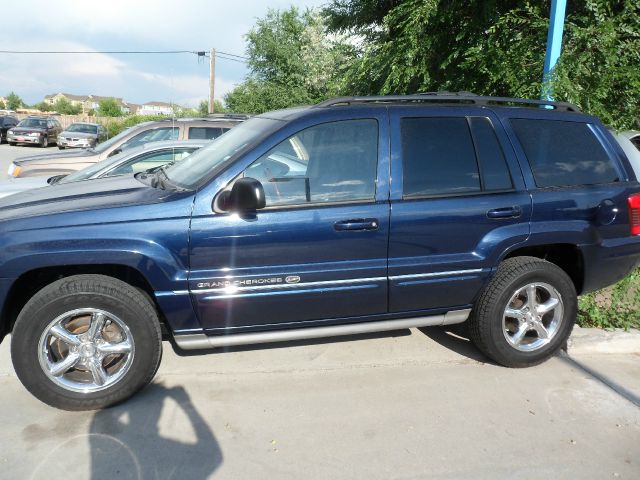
[45, 93, 89, 101]
[143, 101, 174, 107]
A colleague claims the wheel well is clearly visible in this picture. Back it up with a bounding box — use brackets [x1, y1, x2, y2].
[504, 244, 584, 294]
[1, 264, 168, 337]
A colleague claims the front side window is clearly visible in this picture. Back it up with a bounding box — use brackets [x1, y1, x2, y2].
[240, 119, 378, 207]
[511, 119, 619, 187]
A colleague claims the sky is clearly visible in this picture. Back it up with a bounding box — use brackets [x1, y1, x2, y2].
[0, 0, 326, 108]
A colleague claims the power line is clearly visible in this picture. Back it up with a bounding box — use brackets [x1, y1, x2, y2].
[0, 49, 249, 63]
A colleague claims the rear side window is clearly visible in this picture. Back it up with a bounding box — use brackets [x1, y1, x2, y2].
[469, 117, 513, 191]
[188, 127, 227, 140]
[402, 117, 480, 197]
[511, 119, 619, 187]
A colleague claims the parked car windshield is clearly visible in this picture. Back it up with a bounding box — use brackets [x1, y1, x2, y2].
[18, 118, 47, 128]
[66, 123, 98, 134]
[92, 126, 135, 153]
[164, 117, 282, 189]
[59, 149, 133, 183]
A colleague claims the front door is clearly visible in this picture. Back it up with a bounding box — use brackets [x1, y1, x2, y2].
[189, 115, 391, 333]
[388, 107, 532, 313]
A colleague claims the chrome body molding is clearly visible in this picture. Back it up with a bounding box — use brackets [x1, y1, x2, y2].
[173, 308, 471, 350]
[388, 269, 484, 281]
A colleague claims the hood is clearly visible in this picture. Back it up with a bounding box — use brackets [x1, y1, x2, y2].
[0, 175, 186, 222]
[14, 148, 97, 165]
[10, 126, 47, 134]
[59, 131, 97, 139]
[0, 177, 49, 200]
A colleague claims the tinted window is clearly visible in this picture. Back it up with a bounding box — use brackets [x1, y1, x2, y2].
[631, 136, 640, 151]
[188, 127, 227, 140]
[241, 119, 378, 207]
[469, 117, 513, 191]
[402, 117, 480, 197]
[511, 119, 619, 187]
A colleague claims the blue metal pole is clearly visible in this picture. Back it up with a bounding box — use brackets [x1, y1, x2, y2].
[541, 0, 567, 101]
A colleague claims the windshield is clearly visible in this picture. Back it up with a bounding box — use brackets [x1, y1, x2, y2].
[18, 118, 47, 128]
[59, 149, 134, 183]
[93, 126, 135, 153]
[66, 123, 98, 134]
[164, 117, 282, 189]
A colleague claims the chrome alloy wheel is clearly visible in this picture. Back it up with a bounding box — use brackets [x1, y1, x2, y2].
[502, 282, 564, 352]
[38, 308, 135, 393]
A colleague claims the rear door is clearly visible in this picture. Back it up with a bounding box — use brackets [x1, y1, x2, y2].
[388, 106, 531, 313]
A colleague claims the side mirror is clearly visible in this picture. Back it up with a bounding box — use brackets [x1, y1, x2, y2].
[109, 148, 122, 157]
[223, 177, 266, 212]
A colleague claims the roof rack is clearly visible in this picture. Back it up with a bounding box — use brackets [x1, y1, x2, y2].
[314, 92, 581, 112]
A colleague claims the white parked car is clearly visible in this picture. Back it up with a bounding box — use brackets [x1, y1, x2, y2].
[0, 140, 207, 200]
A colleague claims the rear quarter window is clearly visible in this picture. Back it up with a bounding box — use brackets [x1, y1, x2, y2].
[511, 119, 619, 187]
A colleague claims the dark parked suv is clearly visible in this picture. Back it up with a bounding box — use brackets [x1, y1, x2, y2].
[0, 115, 19, 143]
[7, 115, 62, 147]
[1, 94, 639, 410]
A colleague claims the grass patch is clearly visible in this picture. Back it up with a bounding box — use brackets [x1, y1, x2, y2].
[578, 268, 640, 330]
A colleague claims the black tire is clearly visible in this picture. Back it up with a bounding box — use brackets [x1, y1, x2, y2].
[40, 136, 48, 148]
[8, 141, 16, 146]
[58, 146, 65, 149]
[11, 274, 162, 410]
[468, 256, 576, 367]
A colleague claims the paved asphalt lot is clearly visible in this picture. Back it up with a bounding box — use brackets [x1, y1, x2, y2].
[0, 144, 639, 479]
[0, 143, 41, 176]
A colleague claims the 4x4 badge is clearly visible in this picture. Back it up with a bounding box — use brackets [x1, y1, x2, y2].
[285, 275, 301, 284]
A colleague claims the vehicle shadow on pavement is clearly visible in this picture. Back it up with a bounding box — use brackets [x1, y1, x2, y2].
[89, 382, 222, 479]
[418, 325, 493, 364]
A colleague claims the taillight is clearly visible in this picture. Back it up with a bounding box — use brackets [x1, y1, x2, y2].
[628, 194, 640, 235]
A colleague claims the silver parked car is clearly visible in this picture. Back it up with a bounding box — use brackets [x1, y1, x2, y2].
[0, 140, 207, 200]
[57, 122, 107, 149]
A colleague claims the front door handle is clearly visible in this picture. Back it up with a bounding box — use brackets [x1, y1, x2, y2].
[334, 218, 379, 231]
[486, 206, 522, 219]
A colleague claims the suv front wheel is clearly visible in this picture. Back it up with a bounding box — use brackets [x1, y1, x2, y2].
[11, 274, 162, 410]
[468, 256, 577, 367]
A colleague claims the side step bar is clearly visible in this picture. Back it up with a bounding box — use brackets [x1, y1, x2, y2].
[174, 309, 471, 350]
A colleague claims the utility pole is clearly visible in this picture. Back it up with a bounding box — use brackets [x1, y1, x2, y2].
[209, 47, 216, 114]
[541, 0, 567, 101]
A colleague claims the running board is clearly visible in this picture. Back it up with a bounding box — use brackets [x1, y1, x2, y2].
[173, 309, 471, 350]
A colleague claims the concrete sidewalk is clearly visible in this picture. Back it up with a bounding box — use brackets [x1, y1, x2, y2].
[0, 327, 638, 479]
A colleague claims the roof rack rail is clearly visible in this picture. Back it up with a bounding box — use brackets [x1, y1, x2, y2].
[314, 93, 581, 112]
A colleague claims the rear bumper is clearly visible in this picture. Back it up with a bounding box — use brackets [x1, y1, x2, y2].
[581, 238, 640, 294]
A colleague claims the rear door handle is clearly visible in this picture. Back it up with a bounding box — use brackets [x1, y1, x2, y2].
[334, 218, 379, 231]
[486, 206, 522, 219]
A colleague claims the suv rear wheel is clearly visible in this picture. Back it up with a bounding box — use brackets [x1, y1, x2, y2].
[11, 274, 162, 410]
[468, 256, 576, 367]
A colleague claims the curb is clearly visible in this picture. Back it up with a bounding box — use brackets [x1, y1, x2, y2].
[567, 326, 640, 355]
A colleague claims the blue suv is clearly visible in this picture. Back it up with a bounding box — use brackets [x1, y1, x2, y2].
[1, 94, 639, 410]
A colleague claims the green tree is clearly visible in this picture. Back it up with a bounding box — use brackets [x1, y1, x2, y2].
[5, 92, 24, 110]
[224, 7, 352, 113]
[324, 0, 640, 129]
[32, 101, 52, 112]
[52, 97, 81, 115]
[198, 99, 228, 115]
[96, 98, 123, 117]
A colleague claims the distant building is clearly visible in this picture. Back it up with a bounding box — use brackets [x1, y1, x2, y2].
[138, 101, 180, 116]
[44, 93, 128, 114]
[124, 103, 141, 115]
[0, 96, 8, 106]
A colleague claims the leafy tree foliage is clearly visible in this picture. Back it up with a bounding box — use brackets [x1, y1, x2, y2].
[0, 99, 5, 109]
[32, 101, 52, 112]
[5, 92, 24, 110]
[225, 7, 352, 113]
[52, 97, 82, 115]
[324, 0, 640, 129]
[96, 98, 123, 117]
[198, 99, 228, 115]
